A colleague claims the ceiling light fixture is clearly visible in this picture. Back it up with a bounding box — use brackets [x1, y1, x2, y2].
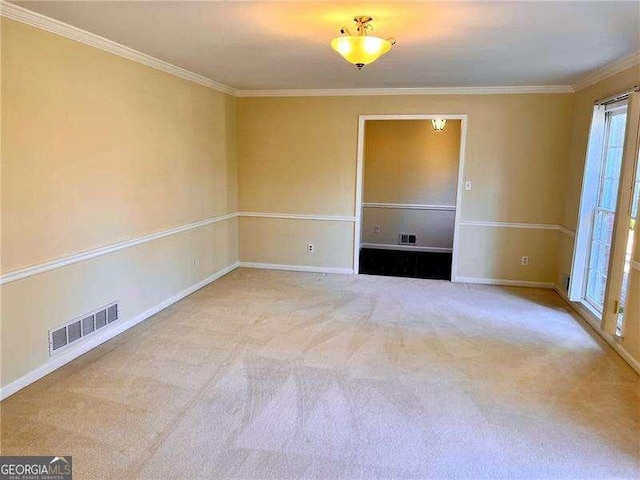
[331, 16, 395, 70]
[431, 119, 447, 131]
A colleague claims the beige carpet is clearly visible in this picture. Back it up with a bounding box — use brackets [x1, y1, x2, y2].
[1, 268, 639, 479]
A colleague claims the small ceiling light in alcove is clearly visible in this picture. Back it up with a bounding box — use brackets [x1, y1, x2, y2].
[431, 119, 447, 131]
[331, 16, 395, 69]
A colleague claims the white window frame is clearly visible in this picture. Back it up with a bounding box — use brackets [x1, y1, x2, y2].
[570, 105, 606, 306]
[583, 104, 628, 313]
[570, 100, 628, 318]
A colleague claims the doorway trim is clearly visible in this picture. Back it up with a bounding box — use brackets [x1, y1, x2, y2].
[353, 114, 468, 280]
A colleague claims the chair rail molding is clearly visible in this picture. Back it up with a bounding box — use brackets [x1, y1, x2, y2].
[459, 220, 567, 231]
[363, 203, 456, 211]
[238, 212, 356, 222]
[0, 213, 237, 285]
[558, 225, 577, 237]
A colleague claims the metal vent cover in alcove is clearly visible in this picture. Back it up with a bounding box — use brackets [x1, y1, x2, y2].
[399, 233, 417, 245]
[48, 301, 118, 355]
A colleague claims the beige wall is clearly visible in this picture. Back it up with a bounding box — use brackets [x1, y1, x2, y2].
[560, 65, 640, 231]
[2, 19, 237, 273]
[8, 14, 637, 390]
[1, 19, 238, 388]
[364, 120, 460, 205]
[239, 217, 353, 270]
[362, 120, 459, 250]
[457, 226, 558, 283]
[361, 209, 456, 250]
[1, 220, 238, 388]
[555, 64, 640, 367]
[238, 94, 574, 277]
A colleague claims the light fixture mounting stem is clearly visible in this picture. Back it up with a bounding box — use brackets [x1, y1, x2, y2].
[354, 16, 373, 35]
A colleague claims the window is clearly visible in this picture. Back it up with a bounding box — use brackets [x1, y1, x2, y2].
[571, 90, 640, 337]
[584, 107, 627, 313]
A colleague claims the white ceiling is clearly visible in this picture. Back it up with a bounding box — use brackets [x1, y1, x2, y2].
[13, 1, 640, 90]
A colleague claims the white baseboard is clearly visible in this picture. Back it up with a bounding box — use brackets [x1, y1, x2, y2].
[552, 285, 600, 327]
[238, 262, 354, 275]
[0, 262, 240, 401]
[454, 276, 554, 288]
[553, 285, 640, 376]
[361, 243, 453, 253]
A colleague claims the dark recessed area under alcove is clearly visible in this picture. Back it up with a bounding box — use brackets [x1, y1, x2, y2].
[358, 248, 452, 280]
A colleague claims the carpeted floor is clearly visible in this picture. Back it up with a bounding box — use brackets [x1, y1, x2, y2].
[1, 268, 639, 479]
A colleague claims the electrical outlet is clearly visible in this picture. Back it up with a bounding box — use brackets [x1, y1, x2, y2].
[373, 225, 382, 234]
[193, 256, 199, 269]
[465, 180, 472, 191]
[521, 256, 529, 266]
[307, 244, 314, 253]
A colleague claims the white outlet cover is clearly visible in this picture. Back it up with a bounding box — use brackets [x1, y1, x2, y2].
[465, 181, 472, 191]
[373, 226, 382, 234]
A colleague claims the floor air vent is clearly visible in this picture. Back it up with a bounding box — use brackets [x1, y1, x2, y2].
[49, 301, 118, 355]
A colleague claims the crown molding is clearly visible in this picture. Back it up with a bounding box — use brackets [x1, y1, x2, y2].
[7, 0, 637, 98]
[0, 2, 574, 98]
[235, 85, 574, 97]
[0, 1, 237, 96]
[573, 52, 640, 92]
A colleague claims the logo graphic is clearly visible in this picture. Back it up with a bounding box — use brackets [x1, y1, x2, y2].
[0, 456, 72, 480]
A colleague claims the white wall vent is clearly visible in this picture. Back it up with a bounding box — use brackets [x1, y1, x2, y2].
[67, 320, 82, 343]
[399, 233, 418, 245]
[48, 301, 118, 356]
[107, 304, 118, 323]
[95, 310, 107, 329]
[82, 315, 95, 335]
[50, 327, 68, 351]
